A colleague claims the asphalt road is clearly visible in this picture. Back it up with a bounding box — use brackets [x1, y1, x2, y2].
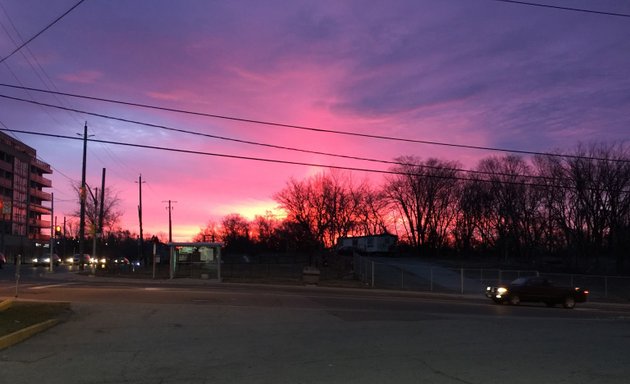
[1, 266, 630, 384]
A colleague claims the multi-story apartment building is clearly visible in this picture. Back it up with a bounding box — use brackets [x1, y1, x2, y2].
[0, 131, 52, 259]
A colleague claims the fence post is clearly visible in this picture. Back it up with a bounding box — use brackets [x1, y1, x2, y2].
[371, 261, 375, 288]
[604, 276, 608, 298]
[461, 268, 464, 294]
[430, 268, 433, 292]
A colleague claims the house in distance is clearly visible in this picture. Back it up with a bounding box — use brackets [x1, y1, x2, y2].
[337, 233, 397, 254]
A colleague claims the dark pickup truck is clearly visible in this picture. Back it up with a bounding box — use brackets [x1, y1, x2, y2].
[485, 276, 589, 309]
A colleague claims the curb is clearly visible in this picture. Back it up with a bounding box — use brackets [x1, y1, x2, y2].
[0, 298, 13, 312]
[0, 318, 60, 350]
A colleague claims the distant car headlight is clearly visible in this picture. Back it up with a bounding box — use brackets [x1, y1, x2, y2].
[497, 287, 508, 295]
[43, 258, 51, 263]
[31, 258, 39, 263]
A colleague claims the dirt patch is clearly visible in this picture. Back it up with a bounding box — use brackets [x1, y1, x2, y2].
[0, 301, 72, 337]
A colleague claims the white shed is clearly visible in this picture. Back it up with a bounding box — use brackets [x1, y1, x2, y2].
[337, 234, 397, 253]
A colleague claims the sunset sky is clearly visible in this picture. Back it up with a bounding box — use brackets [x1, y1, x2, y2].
[0, 0, 629, 241]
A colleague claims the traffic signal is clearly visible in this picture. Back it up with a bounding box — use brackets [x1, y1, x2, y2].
[55, 225, 62, 236]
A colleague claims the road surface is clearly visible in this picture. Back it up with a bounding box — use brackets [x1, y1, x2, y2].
[0, 266, 629, 384]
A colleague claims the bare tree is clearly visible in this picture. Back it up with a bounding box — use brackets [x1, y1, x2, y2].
[354, 182, 389, 236]
[193, 220, 220, 242]
[72, 184, 122, 237]
[453, 178, 486, 254]
[536, 143, 630, 272]
[252, 211, 282, 250]
[275, 177, 320, 246]
[475, 155, 542, 262]
[221, 213, 251, 244]
[274, 170, 374, 248]
[384, 156, 461, 254]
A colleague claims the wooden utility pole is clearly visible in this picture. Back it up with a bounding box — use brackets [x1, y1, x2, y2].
[92, 188, 98, 260]
[164, 200, 177, 243]
[62, 216, 67, 258]
[78, 123, 88, 267]
[99, 168, 106, 236]
[164, 199, 177, 279]
[136, 175, 146, 263]
[49, 193, 54, 271]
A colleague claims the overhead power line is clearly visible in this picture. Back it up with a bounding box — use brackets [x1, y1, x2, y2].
[0, 92, 616, 184]
[0, 83, 626, 164]
[0, 1, 83, 125]
[2, 127, 628, 194]
[493, 0, 630, 18]
[0, 0, 87, 64]
[0, 118, 74, 185]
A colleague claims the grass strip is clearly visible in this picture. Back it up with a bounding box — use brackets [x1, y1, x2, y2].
[0, 301, 71, 338]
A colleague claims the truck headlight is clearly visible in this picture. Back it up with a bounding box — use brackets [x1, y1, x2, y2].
[497, 287, 508, 295]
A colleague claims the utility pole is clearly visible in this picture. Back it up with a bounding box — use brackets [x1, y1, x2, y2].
[62, 216, 67, 257]
[49, 193, 54, 272]
[92, 188, 98, 262]
[78, 123, 88, 267]
[98, 168, 106, 262]
[164, 200, 177, 243]
[164, 200, 177, 279]
[99, 168, 106, 237]
[136, 175, 146, 264]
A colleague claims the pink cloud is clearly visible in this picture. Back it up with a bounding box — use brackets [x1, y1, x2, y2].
[146, 89, 198, 102]
[10, 0, 623, 245]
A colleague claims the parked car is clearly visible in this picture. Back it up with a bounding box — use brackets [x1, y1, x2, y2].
[485, 276, 589, 309]
[73, 254, 92, 265]
[109, 256, 130, 265]
[90, 257, 108, 266]
[32, 254, 61, 266]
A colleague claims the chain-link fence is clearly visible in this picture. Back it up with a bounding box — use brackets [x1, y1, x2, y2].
[354, 254, 630, 301]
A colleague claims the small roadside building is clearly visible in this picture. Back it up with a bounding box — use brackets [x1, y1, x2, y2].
[167, 242, 223, 280]
[337, 233, 397, 254]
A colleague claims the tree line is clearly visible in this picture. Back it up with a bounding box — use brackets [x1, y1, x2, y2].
[194, 142, 630, 274]
[63, 142, 628, 274]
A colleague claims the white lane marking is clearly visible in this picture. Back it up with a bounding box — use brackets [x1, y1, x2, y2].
[29, 283, 77, 290]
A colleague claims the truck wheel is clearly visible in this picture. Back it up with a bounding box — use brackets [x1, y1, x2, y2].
[509, 295, 520, 305]
[563, 296, 575, 309]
